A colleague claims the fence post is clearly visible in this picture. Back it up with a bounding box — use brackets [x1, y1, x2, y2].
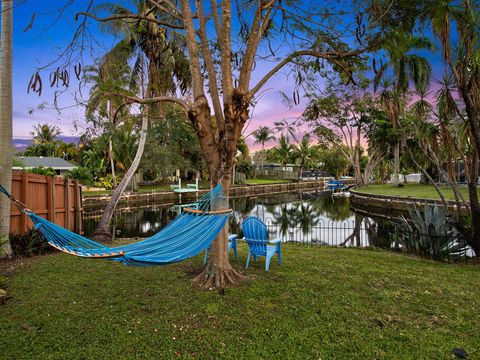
[47, 175, 54, 221]
[73, 179, 81, 233]
[64, 177, 70, 230]
[21, 171, 28, 232]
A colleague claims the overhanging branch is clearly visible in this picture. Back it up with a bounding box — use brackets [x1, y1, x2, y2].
[76, 11, 184, 29]
[103, 92, 191, 113]
[247, 48, 371, 101]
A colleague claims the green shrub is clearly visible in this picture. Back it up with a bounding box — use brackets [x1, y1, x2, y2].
[28, 167, 56, 176]
[94, 174, 118, 190]
[68, 166, 95, 186]
[9, 229, 53, 257]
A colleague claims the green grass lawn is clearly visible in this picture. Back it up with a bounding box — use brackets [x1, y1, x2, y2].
[1, 244, 479, 359]
[355, 184, 477, 201]
[244, 178, 290, 185]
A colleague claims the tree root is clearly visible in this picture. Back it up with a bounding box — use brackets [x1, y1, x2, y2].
[91, 228, 113, 244]
[192, 264, 246, 289]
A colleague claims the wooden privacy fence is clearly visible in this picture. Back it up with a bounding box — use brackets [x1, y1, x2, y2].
[9, 170, 83, 234]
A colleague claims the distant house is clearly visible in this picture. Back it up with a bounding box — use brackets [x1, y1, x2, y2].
[13, 156, 77, 176]
[254, 162, 298, 172]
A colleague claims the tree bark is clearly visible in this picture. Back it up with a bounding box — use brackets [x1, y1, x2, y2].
[190, 101, 245, 290]
[0, 0, 13, 257]
[466, 153, 480, 256]
[92, 112, 149, 242]
[108, 138, 117, 188]
[108, 101, 117, 188]
[393, 141, 400, 186]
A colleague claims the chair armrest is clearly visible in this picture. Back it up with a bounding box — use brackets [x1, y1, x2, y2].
[268, 239, 281, 244]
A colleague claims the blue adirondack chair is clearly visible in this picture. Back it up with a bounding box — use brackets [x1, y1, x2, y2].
[203, 234, 237, 264]
[241, 217, 282, 271]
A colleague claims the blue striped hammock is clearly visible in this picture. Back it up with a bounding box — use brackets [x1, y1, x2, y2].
[0, 184, 231, 266]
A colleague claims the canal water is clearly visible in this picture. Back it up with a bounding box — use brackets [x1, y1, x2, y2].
[84, 191, 374, 247]
[83, 190, 475, 262]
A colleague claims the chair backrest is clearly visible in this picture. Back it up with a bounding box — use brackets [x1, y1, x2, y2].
[242, 217, 268, 256]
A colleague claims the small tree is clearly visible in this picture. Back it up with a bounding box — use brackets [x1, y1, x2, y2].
[253, 126, 275, 151]
[271, 136, 295, 171]
[292, 135, 319, 178]
[305, 82, 385, 187]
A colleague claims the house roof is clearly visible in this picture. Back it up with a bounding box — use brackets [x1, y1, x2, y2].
[13, 156, 77, 170]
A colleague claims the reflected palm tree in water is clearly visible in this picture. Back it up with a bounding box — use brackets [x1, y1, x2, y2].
[272, 204, 298, 238]
[109, 208, 172, 238]
[311, 195, 351, 221]
[292, 203, 320, 235]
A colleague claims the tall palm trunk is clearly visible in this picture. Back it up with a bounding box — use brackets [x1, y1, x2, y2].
[393, 142, 400, 185]
[108, 138, 116, 187]
[108, 101, 117, 188]
[92, 112, 149, 242]
[0, 1, 13, 257]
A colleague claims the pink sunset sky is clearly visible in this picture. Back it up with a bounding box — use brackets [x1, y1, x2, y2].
[9, 1, 445, 152]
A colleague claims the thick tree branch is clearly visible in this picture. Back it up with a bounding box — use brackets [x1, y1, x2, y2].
[209, 0, 222, 43]
[195, 0, 225, 129]
[238, 0, 274, 93]
[179, 0, 204, 98]
[76, 11, 184, 29]
[220, 0, 234, 102]
[147, 0, 183, 20]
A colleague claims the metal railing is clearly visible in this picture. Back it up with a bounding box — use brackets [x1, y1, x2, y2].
[84, 206, 478, 265]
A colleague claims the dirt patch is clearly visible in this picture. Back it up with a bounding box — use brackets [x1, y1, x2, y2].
[0, 254, 48, 277]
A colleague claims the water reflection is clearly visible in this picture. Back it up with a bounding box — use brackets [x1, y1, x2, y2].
[83, 192, 476, 262]
[83, 191, 354, 243]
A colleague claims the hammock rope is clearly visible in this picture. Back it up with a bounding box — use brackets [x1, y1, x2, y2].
[0, 183, 231, 266]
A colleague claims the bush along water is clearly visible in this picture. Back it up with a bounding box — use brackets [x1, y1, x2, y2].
[399, 202, 470, 261]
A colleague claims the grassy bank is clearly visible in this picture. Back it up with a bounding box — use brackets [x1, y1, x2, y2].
[82, 179, 290, 196]
[1, 245, 479, 359]
[244, 179, 290, 185]
[355, 184, 476, 201]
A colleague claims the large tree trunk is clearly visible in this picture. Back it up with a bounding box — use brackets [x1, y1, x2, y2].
[0, 0, 13, 257]
[192, 176, 244, 290]
[92, 112, 149, 242]
[466, 154, 480, 256]
[191, 99, 245, 289]
[458, 88, 480, 254]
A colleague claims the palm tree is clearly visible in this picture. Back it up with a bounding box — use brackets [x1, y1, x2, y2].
[428, 1, 480, 255]
[293, 134, 319, 178]
[97, 1, 190, 124]
[236, 136, 250, 163]
[85, 58, 132, 188]
[375, 31, 432, 186]
[93, 112, 149, 242]
[55, 142, 79, 162]
[0, 0, 13, 257]
[91, 55, 150, 242]
[273, 119, 297, 141]
[253, 126, 275, 150]
[271, 136, 295, 171]
[32, 123, 61, 145]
